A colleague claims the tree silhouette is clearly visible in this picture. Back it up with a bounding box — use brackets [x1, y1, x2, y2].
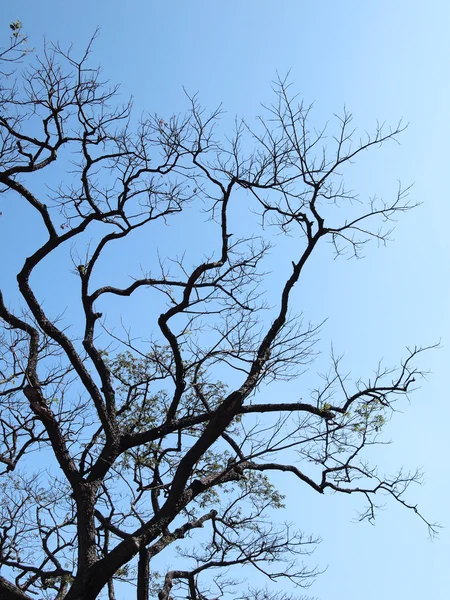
[0, 30, 436, 600]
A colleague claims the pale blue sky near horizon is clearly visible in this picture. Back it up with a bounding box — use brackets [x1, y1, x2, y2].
[2, 1, 450, 599]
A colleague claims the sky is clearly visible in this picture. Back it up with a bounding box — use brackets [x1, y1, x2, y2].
[2, 1, 450, 599]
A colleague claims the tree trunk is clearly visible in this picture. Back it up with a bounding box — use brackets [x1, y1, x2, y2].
[75, 483, 99, 572]
[137, 547, 150, 600]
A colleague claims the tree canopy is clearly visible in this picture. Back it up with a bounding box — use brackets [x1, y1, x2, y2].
[0, 28, 435, 600]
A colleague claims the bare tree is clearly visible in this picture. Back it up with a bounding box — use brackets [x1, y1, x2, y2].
[0, 30, 436, 600]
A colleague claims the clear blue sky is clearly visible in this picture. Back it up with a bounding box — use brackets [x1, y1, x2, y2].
[2, 1, 450, 598]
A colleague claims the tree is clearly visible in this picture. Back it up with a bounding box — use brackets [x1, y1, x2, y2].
[0, 30, 436, 600]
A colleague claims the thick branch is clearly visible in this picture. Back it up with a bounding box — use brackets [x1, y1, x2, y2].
[0, 576, 34, 600]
